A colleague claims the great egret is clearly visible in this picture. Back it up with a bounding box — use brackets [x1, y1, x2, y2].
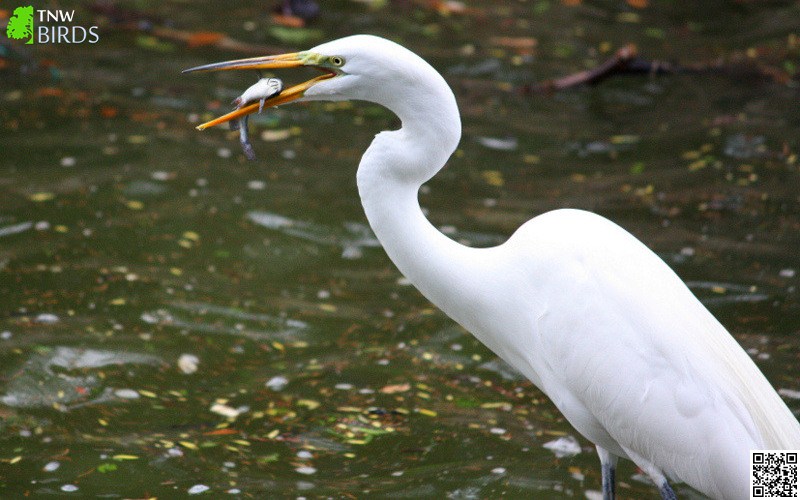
[184, 35, 800, 499]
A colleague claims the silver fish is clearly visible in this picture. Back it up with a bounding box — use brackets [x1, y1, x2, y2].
[230, 77, 283, 161]
[233, 77, 283, 113]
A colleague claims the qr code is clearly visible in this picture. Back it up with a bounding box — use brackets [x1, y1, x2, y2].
[751, 450, 799, 499]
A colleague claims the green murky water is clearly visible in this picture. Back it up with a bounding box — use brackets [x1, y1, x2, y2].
[1, 1, 798, 498]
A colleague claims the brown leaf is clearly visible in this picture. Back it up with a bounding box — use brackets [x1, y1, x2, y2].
[380, 383, 411, 394]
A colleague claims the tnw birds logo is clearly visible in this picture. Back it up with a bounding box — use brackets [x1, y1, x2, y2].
[6, 5, 35, 44]
[5, 5, 100, 44]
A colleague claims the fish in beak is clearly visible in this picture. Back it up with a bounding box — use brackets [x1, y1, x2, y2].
[182, 51, 337, 130]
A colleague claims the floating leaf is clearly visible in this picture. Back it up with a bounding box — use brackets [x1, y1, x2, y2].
[179, 441, 199, 450]
[481, 170, 505, 187]
[97, 463, 117, 473]
[380, 383, 411, 394]
[186, 31, 225, 48]
[297, 399, 320, 410]
[29, 192, 55, 202]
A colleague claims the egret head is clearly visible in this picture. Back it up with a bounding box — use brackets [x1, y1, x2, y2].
[183, 35, 456, 131]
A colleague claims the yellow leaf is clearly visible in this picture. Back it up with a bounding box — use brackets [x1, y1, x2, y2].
[336, 406, 363, 413]
[179, 441, 198, 450]
[29, 192, 55, 202]
[481, 170, 504, 187]
[380, 384, 411, 394]
[297, 399, 320, 410]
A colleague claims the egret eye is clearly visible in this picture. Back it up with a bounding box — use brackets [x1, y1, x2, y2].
[330, 56, 345, 67]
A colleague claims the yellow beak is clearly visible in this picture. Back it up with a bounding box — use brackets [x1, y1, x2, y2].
[182, 52, 335, 130]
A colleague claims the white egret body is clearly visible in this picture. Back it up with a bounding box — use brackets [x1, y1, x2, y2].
[185, 35, 800, 500]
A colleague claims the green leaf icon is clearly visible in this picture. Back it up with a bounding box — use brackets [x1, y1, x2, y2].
[7, 6, 35, 44]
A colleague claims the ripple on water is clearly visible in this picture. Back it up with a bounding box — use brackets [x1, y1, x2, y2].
[1, 347, 162, 410]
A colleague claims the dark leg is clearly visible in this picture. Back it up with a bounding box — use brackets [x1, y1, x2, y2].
[596, 446, 618, 500]
[622, 447, 677, 500]
[658, 480, 677, 500]
[601, 460, 616, 500]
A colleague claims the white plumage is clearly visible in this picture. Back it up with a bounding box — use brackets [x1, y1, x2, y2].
[186, 34, 800, 500]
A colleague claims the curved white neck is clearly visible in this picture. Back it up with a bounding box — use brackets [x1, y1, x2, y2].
[355, 76, 485, 331]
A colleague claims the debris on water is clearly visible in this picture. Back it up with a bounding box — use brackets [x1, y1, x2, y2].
[59, 156, 76, 167]
[43, 461, 60, 472]
[543, 435, 582, 458]
[295, 465, 317, 475]
[247, 179, 267, 190]
[1, 331, 12, 340]
[34, 313, 60, 324]
[260, 129, 293, 141]
[150, 170, 175, 181]
[0, 221, 33, 238]
[210, 402, 248, 419]
[188, 484, 210, 495]
[265, 375, 289, 391]
[29, 192, 55, 202]
[778, 388, 800, 400]
[723, 133, 765, 159]
[779, 268, 796, 278]
[114, 388, 140, 399]
[296, 480, 315, 491]
[178, 353, 200, 374]
[380, 383, 411, 394]
[475, 135, 518, 151]
[491, 467, 507, 474]
[570, 467, 585, 481]
[140, 312, 159, 324]
[60, 484, 79, 492]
